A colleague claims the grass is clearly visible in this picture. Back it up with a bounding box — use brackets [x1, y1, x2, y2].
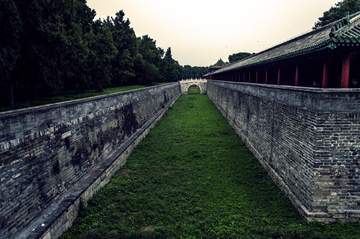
[0, 85, 152, 113]
[60, 89, 360, 238]
[188, 86, 200, 94]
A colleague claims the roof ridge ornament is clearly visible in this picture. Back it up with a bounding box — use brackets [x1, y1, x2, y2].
[330, 12, 351, 37]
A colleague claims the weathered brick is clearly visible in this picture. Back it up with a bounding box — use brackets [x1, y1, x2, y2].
[0, 83, 181, 239]
[208, 81, 360, 223]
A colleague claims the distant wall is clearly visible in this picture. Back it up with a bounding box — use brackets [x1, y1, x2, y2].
[0, 83, 181, 239]
[207, 80, 360, 223]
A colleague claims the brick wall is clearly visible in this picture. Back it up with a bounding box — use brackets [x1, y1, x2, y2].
[207, 80, 360, 222]
[0, 83, 181, 238]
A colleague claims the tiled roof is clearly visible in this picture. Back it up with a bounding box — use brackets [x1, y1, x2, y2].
[211, 12, 360, 75]
[210, 59, 227, 69]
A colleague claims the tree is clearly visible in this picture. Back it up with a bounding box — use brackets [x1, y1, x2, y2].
[228, 52, 252, 63]
[182, 65, 193, 79]
[180, 65, 209, 79]
[133, 53, 161, 85]
[134, 35, 164, 84]
[89, 20, 118, 92]
[61, 0, 96, 93]
[161, 47, 181, 82]
[1, 0, 186, 108]
[314, 0, 360, 29]
[0, 0, 22, 106]
[12, 0, 96, 97]
[107, 11, 137, 86]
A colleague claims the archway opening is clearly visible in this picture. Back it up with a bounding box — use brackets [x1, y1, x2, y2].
[188, 85, 200, 94]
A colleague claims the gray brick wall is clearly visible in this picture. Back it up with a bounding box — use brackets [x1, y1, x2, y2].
[0, 83, 181, 238]
[207, 80, 360, 222]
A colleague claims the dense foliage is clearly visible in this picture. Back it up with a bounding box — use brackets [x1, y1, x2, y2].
[228, 52, 252, 63]
[181, 65, 209, 79]
[314, 0, 360, 28]
[0, 0, 187, 107]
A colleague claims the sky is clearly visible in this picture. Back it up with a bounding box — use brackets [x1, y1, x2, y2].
[86, 0, 340, 66]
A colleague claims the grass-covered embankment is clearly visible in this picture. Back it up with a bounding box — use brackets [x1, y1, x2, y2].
[60, 88, 360, 238]
[0, 85, 156, 112]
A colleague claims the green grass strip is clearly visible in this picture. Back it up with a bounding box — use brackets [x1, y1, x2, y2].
[60, 92, 360, 239]
[0, 85, 151, 112]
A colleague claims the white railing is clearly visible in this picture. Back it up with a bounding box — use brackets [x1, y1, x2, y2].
[179, 78, 207, 82]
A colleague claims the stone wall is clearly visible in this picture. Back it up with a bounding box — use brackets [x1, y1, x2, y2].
[0, 83, 181, 239]
[207, 80, 360, 222]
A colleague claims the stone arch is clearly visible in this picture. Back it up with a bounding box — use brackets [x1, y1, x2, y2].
[179, 79, 207, 94]
[186, 84, 202, 94]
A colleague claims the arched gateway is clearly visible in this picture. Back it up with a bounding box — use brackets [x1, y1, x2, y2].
[179, 79, 207, 94]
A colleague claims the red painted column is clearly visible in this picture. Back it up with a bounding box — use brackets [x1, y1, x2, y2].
[277, 66, 281, 85]
[341, 52, 350, 88]
[295, 63, 299, 86]
[265, 69, 268, 84]
[322, 58, 329, 88]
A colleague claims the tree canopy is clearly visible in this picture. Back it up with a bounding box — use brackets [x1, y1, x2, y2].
[0, 0, 22, 106]
[0, 1, 186, 107]
[181, 65, 209, 79]
[228, 52, 252, 63]
[314, 0, 360, 29]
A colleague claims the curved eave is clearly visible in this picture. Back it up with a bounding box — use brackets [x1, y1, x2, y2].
[211, 39, 332, 75]
[210, 12, 360, 76]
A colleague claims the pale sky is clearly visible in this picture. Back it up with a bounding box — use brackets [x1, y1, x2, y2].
[86, 0, 340, 66]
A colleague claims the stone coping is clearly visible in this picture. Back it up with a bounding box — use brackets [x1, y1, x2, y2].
[0, 82, 179, 119]
[208, 80, 360, 113]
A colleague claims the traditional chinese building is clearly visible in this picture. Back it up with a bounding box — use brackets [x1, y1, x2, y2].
[206, 12, 360, 89]
[208, 58, 227, 73]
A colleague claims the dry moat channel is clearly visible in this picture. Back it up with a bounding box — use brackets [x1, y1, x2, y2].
[60, 92, 360, 239]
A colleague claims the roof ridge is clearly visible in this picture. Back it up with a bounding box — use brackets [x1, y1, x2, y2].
[210, 11, 360, 75]
[250, 11, 360, 60]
